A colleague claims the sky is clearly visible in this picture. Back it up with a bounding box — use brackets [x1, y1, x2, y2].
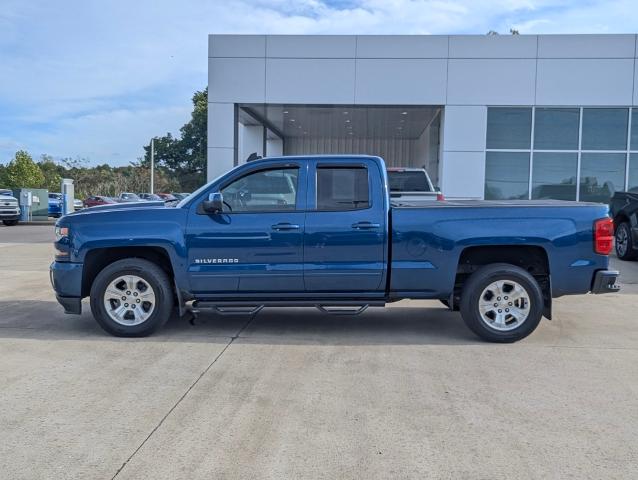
[1, 0, 637, 166]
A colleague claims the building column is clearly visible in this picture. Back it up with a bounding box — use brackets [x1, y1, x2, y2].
[238, 124, 264, 163]
[207, 102, 235, 182]
[439, 105, 487, 199]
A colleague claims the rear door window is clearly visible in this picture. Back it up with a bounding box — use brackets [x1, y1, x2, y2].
[316, 166, 370, 211]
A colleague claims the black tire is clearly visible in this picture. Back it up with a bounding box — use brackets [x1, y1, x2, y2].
[90, 258, 174, 337]
[460, 263, 544, 343]
[3, 220, 18, 226]
[615, 222, 637, 260]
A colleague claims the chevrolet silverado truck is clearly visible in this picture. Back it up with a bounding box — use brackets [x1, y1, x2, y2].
[51, 155, 619, 342]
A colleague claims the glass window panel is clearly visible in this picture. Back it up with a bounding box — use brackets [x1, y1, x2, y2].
[534, 108, 579, 150]
[629, 153, 638, 192]
[485, 152, 530, 200]
[631, 110, 638, 150]
[531, 152, 578, 200]
[316, 167, 369, 210]
[486, 108, 532, 150]
[579, 153, 626, 203]
[581, 108, 628, 150]
[221, 167, 299, 211]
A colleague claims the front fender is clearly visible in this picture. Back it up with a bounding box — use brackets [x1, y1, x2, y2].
[65, 209, 190, 293]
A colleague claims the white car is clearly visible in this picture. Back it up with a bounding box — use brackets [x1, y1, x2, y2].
[0, 189, 20, 226]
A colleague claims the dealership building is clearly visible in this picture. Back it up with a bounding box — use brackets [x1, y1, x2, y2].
[208, 34, 638, 201]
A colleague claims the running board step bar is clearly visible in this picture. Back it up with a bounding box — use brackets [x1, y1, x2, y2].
[191, 300, 383, 316]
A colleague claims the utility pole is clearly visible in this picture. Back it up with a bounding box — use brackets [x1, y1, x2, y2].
[150, 138, 155, 194]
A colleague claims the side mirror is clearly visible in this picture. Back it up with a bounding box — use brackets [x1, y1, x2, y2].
[202, 192, 224, 214]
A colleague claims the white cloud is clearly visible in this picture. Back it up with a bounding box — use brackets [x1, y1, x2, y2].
[1, 0, 637, 165]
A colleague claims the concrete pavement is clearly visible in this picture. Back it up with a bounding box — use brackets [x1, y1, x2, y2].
[1, 227, 637, 479]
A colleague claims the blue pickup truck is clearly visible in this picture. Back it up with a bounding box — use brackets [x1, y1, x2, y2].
[51, 155, 619, 342]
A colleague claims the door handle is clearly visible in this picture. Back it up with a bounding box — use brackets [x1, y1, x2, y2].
[351, 222, 381, 230]
[271, 223, 300, 231]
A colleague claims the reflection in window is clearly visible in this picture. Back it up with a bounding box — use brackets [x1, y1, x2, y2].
[485, 152, 530, 200]
[221, 168, 298, 211]
[581, 108, 628, 150]
[534, 108, 579, 150]
[579, 153, 626, 203]
[531, 152, 578, 200]
[632, 111, 638, 151]
[486, 108, 532, 150]
[629, 154, 638, 192]
[316, 167, 369, 210]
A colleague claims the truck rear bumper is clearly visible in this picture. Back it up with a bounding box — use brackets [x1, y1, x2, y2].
[591, 270, 620, 294]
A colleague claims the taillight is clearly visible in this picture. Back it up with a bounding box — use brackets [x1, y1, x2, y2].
[594, 218, 614, 255]
[436, 193, 445, 201]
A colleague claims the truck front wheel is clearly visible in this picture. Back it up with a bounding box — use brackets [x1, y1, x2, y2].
[90, 258, 174, 337]
[460, 263, 544, 343]
[3, 220, 18, 226]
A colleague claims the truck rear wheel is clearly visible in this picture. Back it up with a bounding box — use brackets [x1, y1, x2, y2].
[615, 222, 636, 260]
[460, 263, 544, 343]
[90, 258, 173, 337]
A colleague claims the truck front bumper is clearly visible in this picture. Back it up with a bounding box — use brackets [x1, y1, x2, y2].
[50, 261, 83, 314]
[0, 211, 20, 221]
[591, 270, 620, 294]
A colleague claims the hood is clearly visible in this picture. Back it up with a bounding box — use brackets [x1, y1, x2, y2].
[68, 200, 166, 215]
[0, 195, 18, 203]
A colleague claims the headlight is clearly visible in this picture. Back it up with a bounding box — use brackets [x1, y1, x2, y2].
[55, 226, 69, 240]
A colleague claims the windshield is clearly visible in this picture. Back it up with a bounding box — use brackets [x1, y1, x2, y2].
[387, 170, 432, 192]
[121, 193, 139, 200]
[49, 193, 62, 200]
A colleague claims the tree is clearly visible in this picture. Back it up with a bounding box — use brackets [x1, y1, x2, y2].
[38, 154, 63, 192]
[142, 88, 207, 191]
[3, 150, 45, 189]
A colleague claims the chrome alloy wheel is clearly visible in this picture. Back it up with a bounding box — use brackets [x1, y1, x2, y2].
[103, 275, 156, 326]
[616, 225, 628, 257]
[478, 279, 530, 331]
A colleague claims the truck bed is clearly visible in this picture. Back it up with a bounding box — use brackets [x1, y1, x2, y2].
[392, 199, 604, 208]
[389, 200, 610, 298]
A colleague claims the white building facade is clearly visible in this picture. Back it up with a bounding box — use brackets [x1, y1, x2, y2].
[208, 34, 638, 202]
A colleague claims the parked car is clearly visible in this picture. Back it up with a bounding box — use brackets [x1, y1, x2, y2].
[156, 193, 177, 201]
[51, 155, 619, 341]
[610, 189, 638, 260]
[171, 192, 191, 201]
[117, 193, 141, 203]
[387, 168, 444, 202]
[50, 192, 84, 216]
[138, 193, 164, 201]
[84, 196, 117, 208]
[48, 193, 63, 218]
[0, 189, 20, 226]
